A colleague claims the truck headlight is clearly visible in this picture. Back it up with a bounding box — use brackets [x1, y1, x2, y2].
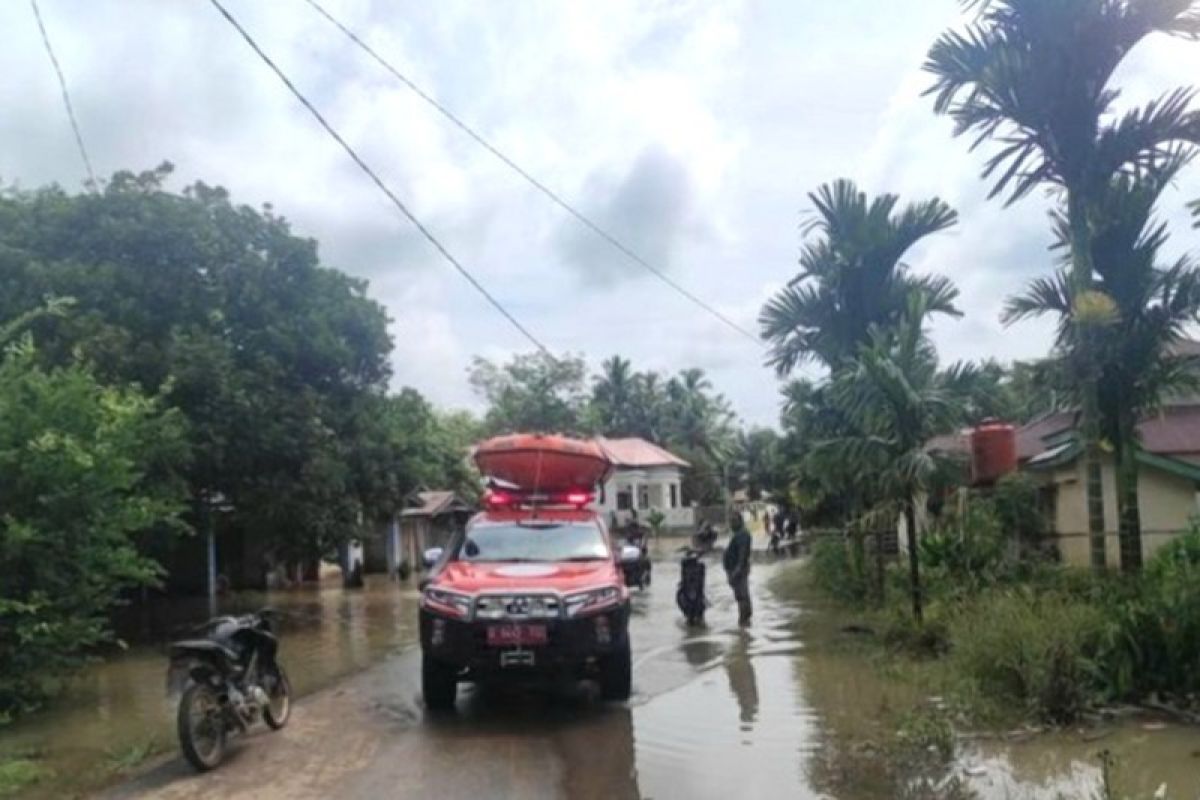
[422, 588, 472, 619]
[563, 586, 621, 618]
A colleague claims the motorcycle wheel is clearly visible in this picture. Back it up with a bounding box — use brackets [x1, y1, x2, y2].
[178, 683, 226, 772]
[263, 665, 292, 730]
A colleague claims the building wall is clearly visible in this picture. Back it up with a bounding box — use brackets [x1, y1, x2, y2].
[1043, 456, 1198, 567]
[595, 466, 694, 529]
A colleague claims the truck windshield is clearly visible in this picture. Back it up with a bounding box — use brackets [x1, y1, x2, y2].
[460, 522, 609, 563]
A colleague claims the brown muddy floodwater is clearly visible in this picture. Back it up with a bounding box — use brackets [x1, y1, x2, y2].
[3, 546, 1200, 799]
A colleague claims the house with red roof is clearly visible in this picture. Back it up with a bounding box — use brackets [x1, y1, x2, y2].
[592, 437, 694, 531]
[1017, 403, 1200, 566]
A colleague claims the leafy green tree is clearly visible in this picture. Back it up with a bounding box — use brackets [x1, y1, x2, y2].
[1006, 172, 1200, 571]
[759, 179, 961, 376]
[925, 0, 1200, 570]
[817, 295, 972, 621]
[468, 352, 587, 435]
[0, 165, 397, 569]
[0, 339, 188, 717]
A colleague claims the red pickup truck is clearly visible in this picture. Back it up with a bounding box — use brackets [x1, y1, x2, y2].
[418, 435, 636, 710]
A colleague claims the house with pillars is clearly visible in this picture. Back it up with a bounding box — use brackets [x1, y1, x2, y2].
[593, 437, 694, 531]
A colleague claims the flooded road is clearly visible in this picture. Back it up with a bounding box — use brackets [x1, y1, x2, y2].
[4, 543, 1200, 799]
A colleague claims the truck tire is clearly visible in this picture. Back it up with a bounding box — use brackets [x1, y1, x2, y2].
[422, 654, 457, 712]
[599, 641, 632, 701]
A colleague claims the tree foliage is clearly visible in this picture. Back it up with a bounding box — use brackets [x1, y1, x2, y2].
[0, 165, 465, 566]
[0, 339, 188, 718]
[468, 352, 588, 435]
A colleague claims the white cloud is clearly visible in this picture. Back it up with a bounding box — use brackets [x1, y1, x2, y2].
[2, 0, 1197, 429]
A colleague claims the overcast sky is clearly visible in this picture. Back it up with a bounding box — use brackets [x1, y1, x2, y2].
[4, 0, 1198, 428]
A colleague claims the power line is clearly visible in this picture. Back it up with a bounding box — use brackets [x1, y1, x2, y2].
[207, 0, 552, 356]
[30, 0, 97, 190]
[302, 0, 762, 347]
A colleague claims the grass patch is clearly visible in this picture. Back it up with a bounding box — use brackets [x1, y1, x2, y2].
[103, 738, 163, 775]
[0, 758, 49, 798]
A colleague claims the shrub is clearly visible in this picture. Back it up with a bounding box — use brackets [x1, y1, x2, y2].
[807, 535, 868, 605]
[919, 498, 1016, 601]
[0, 342, 188, 718]
[948, 589, 1108, 723]
[1102, 527, 1200, 701]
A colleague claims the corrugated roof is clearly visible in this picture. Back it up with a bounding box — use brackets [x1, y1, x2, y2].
[595, 437, 690, 468]
[400, 490, 472, 518]
[1016, 410, 1077, 461]
[1016, 404, 1200, 462]
[1139, 405, 1200, 455]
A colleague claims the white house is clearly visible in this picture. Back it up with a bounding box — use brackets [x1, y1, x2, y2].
[593, 437, 694, 531]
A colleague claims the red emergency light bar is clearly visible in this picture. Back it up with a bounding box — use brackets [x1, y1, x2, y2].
[483, 488, 595, 509]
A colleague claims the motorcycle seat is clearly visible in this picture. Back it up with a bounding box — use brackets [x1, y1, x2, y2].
[169, 639, 239, 662]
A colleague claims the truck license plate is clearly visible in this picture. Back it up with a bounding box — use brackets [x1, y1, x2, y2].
[487, 624, 547, 647]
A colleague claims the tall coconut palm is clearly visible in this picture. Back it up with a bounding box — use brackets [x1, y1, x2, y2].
[759, 179, 962, 376]
[1005, 172, 1200, 571]
[925, 0, 1200, 570]
[589, 355, 638, 436]
[817, 293, 972, 621]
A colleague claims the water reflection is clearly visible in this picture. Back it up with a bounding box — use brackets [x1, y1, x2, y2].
[0, 577, 421, 800]
[724, 629, 759, 729]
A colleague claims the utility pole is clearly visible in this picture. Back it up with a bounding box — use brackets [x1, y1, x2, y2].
[205, 497, 217, 618]
[722, 461, 731, 528]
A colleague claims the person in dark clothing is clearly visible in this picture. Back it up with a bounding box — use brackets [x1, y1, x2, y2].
[722, 512, 753, 624]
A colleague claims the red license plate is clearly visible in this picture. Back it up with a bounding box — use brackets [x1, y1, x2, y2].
[486, 624, 548, 647]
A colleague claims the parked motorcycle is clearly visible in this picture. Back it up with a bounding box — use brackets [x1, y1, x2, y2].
[168, 610, 292, 771]
[693, 521, 718, 552]
[676, 549, 707, 625]
[619, 524, 652, 589]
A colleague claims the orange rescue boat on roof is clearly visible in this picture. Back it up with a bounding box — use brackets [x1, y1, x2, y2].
[473, 433, 612, 491]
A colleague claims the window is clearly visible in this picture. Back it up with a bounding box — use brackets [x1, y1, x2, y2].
[461, 521, 609, 562]
[670, 484, 678, 508]
[638, 486, 649, 510]
[616, 488, 632, 511]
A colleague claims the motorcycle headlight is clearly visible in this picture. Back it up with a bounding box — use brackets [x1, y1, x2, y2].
[422, 588, 472, 619]
[563, 586, 622, 618]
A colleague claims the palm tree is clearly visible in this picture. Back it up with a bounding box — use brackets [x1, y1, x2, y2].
[759, 179, 962, 376]
[925, 0, 1200, 570]
[817, 294, 971, 621]
[590, 355, 637, 436]
[1005, 173, 1200, 571]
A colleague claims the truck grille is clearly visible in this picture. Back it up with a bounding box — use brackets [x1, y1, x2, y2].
[473, 594, 560, 620]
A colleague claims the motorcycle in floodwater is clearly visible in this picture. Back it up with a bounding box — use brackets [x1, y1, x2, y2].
[619, 524, 653, 589]
[676, 549, 707, 626]
[167, 610, 292, 771]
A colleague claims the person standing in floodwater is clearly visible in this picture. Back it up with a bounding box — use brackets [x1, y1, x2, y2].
[723, 512, 752, 624]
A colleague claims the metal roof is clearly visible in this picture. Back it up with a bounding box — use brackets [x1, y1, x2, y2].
[594, 437, 690, 469]
[400, 490, 473, 518]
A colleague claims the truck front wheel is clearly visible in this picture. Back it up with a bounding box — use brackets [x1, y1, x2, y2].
[599, 641, 631, 701]
[422, 654, 457, 712]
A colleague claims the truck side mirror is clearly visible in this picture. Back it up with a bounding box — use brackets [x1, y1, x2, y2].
[422, 547, 444, 569]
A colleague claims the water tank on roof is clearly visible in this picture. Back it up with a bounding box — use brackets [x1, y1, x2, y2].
[971, 421, 1017, 485]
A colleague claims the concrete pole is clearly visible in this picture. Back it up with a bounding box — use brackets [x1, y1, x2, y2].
[206, 510, 217, 618]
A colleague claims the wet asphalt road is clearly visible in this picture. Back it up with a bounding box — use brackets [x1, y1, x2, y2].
[102, 550, 804, 800]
